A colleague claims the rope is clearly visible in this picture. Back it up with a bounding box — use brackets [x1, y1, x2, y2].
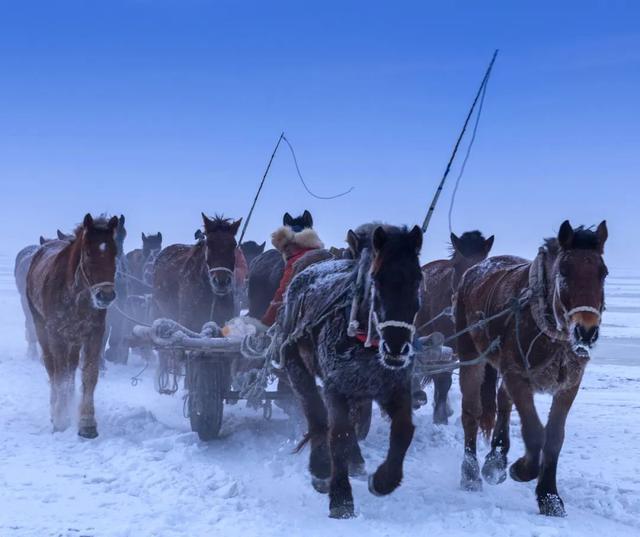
[113, 303, 152, 328]
[447, 75, 490, 234]
[422, 49, 499, 233]
[281, 135, 354, 200]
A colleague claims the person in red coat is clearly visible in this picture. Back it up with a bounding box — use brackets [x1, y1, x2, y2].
[261, 211, 324, 326]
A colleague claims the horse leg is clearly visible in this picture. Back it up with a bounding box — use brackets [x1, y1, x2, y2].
[504, 373, 544, 483]
[368, 388, 414, 497]
[284, 344, 330, 492]
[78, 333, 102, 438]
[459, 360, 485, 490]
[104, 308, 129, 365]
[21, 293, 38, 359]
[46, 336, 76, 432]
[432, 372, 453, 424]
[325, 390, 356, 518]
[536, 382, 580, 517]
[482, 380, 512, 485]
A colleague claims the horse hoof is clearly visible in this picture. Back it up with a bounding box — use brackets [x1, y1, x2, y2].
[78, 426, 98, 439]
[349, 462, 366, 478]
[538, 493, 566, 517]
[460, 454, 482, 491]
[368, 474, 384, 497]
[329, 503, 355, 519]
[482, 451, 507, 485]
[311, 476, 330, 494]
[509, 458, 538, 483]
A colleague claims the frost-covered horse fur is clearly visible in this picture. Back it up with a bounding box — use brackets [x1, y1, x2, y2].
[15, 243, 44, 358]
[27, 214, 119, 438]
[281, 223, 423, 518]
[416, 230, 493, 423]
[247, 210, 316, 320]
[456, 220, 608, 516]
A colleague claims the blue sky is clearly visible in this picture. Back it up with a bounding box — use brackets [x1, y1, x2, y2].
[1, 1, 638, 267]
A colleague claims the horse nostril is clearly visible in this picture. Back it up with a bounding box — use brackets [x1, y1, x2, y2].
[382, 341, 391, 355]
[400, 342, 412, 355]
[574, 325, 599, 344]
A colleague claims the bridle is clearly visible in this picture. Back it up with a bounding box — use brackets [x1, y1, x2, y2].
[207, 266, 235, 296]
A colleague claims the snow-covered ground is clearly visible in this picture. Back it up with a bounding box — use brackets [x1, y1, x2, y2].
[0, 254, 638, 537]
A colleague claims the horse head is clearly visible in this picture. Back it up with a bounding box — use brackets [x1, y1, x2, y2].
[363, 224, 423, 369]
[548, 220, 608, 355]
[76, 213, 120, 309]
[450, 230, 494, 265]
[240, 240, 266, 267]
[142, 232, 163, 258]
[201, 213, 242, 296]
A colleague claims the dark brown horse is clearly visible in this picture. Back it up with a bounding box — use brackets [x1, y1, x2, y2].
[455, 220, 608, 516]
[153, 214, 241, 330]
[27, 214, 119, 438]
[280, 223, 423, 518]
[416, 231, 494, 423]
[126, 232, 163, 296]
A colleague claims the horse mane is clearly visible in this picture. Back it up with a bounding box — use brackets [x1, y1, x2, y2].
[543, 226, 601, 255]
[72, 215, 113, 236]
[449, 230, 487, 258]
[204, 214, 235, 233]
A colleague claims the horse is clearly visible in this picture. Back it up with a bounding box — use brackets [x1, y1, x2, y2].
[455, 220, 608, 516]
[26, 214, 119, 438]
[14, 233, 77, 358]
[247, 210, 315, 320]
[125, 232, 163, 295]
[415, 230, 494, 423]
[103, 215, 130, 365]
[280, 223, 423, 518]
[240, 240, 266, 268]
[152, 214, 241, 393]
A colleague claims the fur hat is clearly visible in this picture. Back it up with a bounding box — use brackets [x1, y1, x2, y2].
[271, 226, 324, 259]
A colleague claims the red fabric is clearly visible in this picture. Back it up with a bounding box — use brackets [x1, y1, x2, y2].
[261, 247, 315, 326]
[353, 332, 379, 348]
[234, 247, 248, 288]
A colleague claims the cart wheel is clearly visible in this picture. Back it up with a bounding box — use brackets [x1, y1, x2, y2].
[352, 399, 373, 441]
[188, 358, 228, 441]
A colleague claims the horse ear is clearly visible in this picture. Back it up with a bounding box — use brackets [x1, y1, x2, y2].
[158, 232, 163, 242]
[450, 233, 461, 252]
[119, 214, 125, 227]
[201, 212, 212, 230]
[302, 210, 313, 228]
[410, 225, 423, 254]
[57, 229, 65, 240]
[83, 213, 94, 229]
[372, 226, 387, 252]
[485, 235, 495, 254]
[108, 216, 119, 230]
[142, 232, 147, 241]
[230, 218, 242, 236]
[346, 229, 360, 256]
[558, 220, 574, 249]
[596, 220, 608, 253]
[39, 236, 46, 245]
[259, 241, 266, 252]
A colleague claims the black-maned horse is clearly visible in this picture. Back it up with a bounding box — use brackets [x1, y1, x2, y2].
[280, 223, 423, 518]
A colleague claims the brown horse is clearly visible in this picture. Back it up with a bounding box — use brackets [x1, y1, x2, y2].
[455, 220, 608, 516]
[27, 214, 119, 438]
[281, 223, 423, 518]
[416, 231, 494, 423]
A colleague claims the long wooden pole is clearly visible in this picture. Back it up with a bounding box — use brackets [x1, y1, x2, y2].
[421, 49, 498, 233]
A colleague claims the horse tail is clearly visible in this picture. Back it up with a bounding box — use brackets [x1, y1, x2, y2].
[479, 363, 498, 440]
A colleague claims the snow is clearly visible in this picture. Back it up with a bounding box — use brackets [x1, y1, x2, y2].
[0, 254, 639, 536]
